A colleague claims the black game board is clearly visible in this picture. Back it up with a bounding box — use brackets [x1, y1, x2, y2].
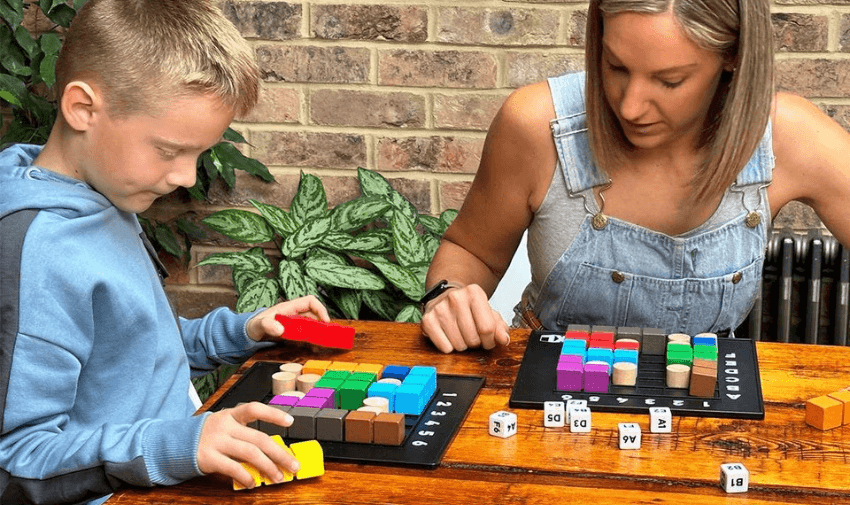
[209, 361, 485, 467]
[509, 330, 765, 419]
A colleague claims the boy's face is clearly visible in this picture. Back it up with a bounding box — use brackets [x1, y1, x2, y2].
[83, 92, 235, 213]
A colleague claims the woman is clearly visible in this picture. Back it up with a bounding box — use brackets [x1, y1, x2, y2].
[420, 0, 850, 353]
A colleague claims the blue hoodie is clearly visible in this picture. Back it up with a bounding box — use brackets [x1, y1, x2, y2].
[0, 144, 271, 505]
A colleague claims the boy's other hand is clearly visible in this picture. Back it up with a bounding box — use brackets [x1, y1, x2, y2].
[246, 295, 330, 342]
[197, 402, 298, 489]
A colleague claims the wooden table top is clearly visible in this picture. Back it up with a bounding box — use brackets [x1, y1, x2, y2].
[108, 321, 850, 504]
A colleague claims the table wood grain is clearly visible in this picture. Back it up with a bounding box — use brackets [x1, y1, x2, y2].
[107, 321, 850, 504]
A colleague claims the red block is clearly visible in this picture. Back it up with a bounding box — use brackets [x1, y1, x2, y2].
[275, 315, 355, 349]
[615, 340, 640, 351]
[565, 330, 589, 342]
[590, 331, 614, 345]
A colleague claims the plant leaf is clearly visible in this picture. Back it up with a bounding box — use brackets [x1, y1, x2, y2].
[0, 1, 23, 28]
[209, 145, 236, 188]
[330, 195, 392, 233]
[214, 142, 273, 183]
[232, 269, 258, 293]
[395, 304, 422, 323]
[329, 288, 360, 320]
[361, 289, 399, 321]
[45, 4, 75, 27]
[347, 229, 393, 254]
[14, 26, 37, 57]
[290, 172, 327, 225]
[278, 259, 309, 300]
[1, 43, 31, 76]
[250, 199, 298, 237]
[281, 215, 332, 258]
[321, 232, 355, 251]
[223, 127, 248, 144]
[419, 214, 445, 236]
[236, 277, 279, 313]
[441, 209, 459, 227]
[197, 248, 273, 274]
[363, 255, 424, 301]
[389, 190, 419, 225]
[175, 218, 207, 240]
[154, 224, 183, 257]
[391, 209, 427, 266]
[303, 257, 385, 290]
[357, 166, 394, 198]
[203, 209, 274, 243]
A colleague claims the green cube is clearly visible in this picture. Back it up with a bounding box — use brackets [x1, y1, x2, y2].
[693, 345, 718, 361]
[348, 372, 377, 384]
[339, 380, 370, 410]
[321, 370, 350, 381]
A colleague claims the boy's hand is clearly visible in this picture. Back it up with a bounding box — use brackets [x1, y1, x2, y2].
[246, 295, 330, 342]
[197, 402, 299, 489]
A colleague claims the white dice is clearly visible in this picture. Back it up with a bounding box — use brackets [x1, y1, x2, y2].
[720, 463, 749, 493]
[618, 423, 641, 449]
[544, 401, 565, 427]
[489, 410, 517, 438]
[569, 407, 591, 433]
[649, 407, 672, 433]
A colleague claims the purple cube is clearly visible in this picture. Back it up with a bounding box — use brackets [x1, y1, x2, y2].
[296, 396, 331, 409]
[305, 387, 336, 408]
[556, 362, 583, 391]
[269, 395, 299, 407]
[583, 362, 610, 393]
[559, 354, 584, 366]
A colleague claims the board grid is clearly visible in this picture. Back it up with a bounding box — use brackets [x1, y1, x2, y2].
[210, 361, 485, 467]
[510, 330, 765, 419]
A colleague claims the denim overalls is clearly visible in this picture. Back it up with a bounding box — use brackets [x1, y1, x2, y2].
[527, 72, 773, 335]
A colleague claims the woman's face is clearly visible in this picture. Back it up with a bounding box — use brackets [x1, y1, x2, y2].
[601, 10, 728, 153]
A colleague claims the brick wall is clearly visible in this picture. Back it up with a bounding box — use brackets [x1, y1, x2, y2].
[148, 0, 850, 317]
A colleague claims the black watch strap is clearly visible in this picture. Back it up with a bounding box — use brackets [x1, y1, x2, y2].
[420, 279, 453, 306]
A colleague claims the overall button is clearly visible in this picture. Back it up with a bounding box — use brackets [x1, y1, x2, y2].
[731, 272, 743, 284]
[745, 212, 761, 228]
[611, 271, 625, 283]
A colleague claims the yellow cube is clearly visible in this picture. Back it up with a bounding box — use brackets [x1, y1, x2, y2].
[827, 390, 850, 426]
[232, 462, 263, 491]
[268, 435, 295, 484]
[290, 440, 325, 480]
[354, 363, 384, 378]
[327, 361, 357, 373]
[302, 359, 331, 376]
[232, 435, 296, 490]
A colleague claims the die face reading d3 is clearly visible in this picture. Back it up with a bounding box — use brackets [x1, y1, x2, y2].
[275, 315, 355, 349]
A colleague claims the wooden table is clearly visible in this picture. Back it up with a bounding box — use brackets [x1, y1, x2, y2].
[108, 321, 850, 504]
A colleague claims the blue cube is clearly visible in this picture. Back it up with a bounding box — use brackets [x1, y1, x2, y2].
[395, 383, 427, 415]
[367, 381, 398, 411]
[613, 348, 639, 365]
[587, 347, 614, 368]
[381, 365, 411, 381]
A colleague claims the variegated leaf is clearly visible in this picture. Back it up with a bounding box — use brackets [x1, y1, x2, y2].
[329, 288, 361, 320]
[233, 269, 258, 293]
[290, 172, 328, 225]
[389, 190, 419, 226]
[321, 232, 355, 251]
[358, 166, 394, 198]
[307, 247, 349, 266]
[347, 230, 393, 253]
[391, 210, 427, 266]
[440, 209, 459, 227]
[419, 214, 445, 236]
[422, 233, 440, 260]
[236, 277, 279, 313]
[365, 255, 425, 301]
[197, 248, 273, 274]
[395, 304, 423, 323]
[330, 195, 392, 232]
[278, 260, 308, 300]
[361, 289, 399, 321]
[281, 216, 332, 258]
[250, 199, 298, 236]
[202, 209, 274, 243]
[304, 257, 385, 290]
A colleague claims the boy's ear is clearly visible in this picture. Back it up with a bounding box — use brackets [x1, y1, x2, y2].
[60, 81, 105, 132]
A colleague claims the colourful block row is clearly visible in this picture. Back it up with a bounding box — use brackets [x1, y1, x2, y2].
[258, 404, 407, 445]
[806, 388, 850, 430]
[564, 325, 667, 355]
[301, 359, 385, 377]
[233, 437, 324, 491]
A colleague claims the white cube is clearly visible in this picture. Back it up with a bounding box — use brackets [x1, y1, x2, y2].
[489, 410, 517, 438]
[618, 423, 641, 449]
[720, 463, 749, 493]
[566, 400, 588, 423]
[544, 401, 565, 427]
[649, 407, 672, 433]
[569, 407, 591, 433]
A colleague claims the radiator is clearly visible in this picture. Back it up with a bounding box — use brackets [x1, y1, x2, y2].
[738, 230, 849, 345]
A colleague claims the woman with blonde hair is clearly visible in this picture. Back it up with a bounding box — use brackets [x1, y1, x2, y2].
[420, 0, 850, 353]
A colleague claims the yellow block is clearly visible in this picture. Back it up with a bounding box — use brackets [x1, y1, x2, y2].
[302, 359, 332, 376]
[354, 363, 384, 378]
[290, 440, 325, 480]
[232, 435, 297, 490]
[806, 395, 843, 431]
[232, 462, 263, 491]
[827, 390, 850, 426]
[327, 361, 358, 372]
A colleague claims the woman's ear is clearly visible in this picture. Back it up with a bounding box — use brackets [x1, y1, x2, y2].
[59, 81, 104, 132]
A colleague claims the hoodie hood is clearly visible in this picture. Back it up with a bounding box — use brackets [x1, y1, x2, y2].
[0, 144, 114, 220]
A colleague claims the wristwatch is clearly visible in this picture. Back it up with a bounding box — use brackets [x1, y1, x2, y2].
[420, 279, 459, 308]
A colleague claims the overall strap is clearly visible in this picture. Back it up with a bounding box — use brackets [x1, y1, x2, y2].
[0, 209, 39, 432]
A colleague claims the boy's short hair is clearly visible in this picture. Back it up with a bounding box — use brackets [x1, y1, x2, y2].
[55, 0, 260, 118]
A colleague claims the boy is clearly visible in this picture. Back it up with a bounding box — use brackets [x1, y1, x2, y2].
[0, 1, 328, 503]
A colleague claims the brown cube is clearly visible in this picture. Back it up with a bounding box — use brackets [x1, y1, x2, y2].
[688, 365, 717, 397]
[345, 410, 376, 443]
[373, 413, 406, 446]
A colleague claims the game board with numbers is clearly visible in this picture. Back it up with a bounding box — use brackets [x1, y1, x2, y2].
[210, 361, 485, 467]
[509, 329, 765, 419]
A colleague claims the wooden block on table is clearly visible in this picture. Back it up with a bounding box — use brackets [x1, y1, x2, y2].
[381, 365, 410, 381]
[827, 390, 850, 425]
[301, 359, 331, 376]
[641, 328, 667, 355]
[373, 412, 406, 445]
[345, 410, 376, 443]
[339, 379, 370, 410]
[288, 406, 320, 440]
[258, 405, 291, 438]
[316, 408, 347, 442]
[688, 366, 717, 397]
[806, 395, 844, 430]
[354, 363, 384, 378]
[290, 440, 325, 480]
[615, 326, 642, 345]
[327, 361, 358, 373]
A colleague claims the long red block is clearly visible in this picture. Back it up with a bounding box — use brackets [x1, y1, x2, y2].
[275, 315, 355, 349]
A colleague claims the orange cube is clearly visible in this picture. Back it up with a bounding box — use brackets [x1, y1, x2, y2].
[827, 390, 850, 426]
[806, 395, 844, 430]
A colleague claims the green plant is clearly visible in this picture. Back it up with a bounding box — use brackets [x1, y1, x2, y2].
[199, 168, 457, 323]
